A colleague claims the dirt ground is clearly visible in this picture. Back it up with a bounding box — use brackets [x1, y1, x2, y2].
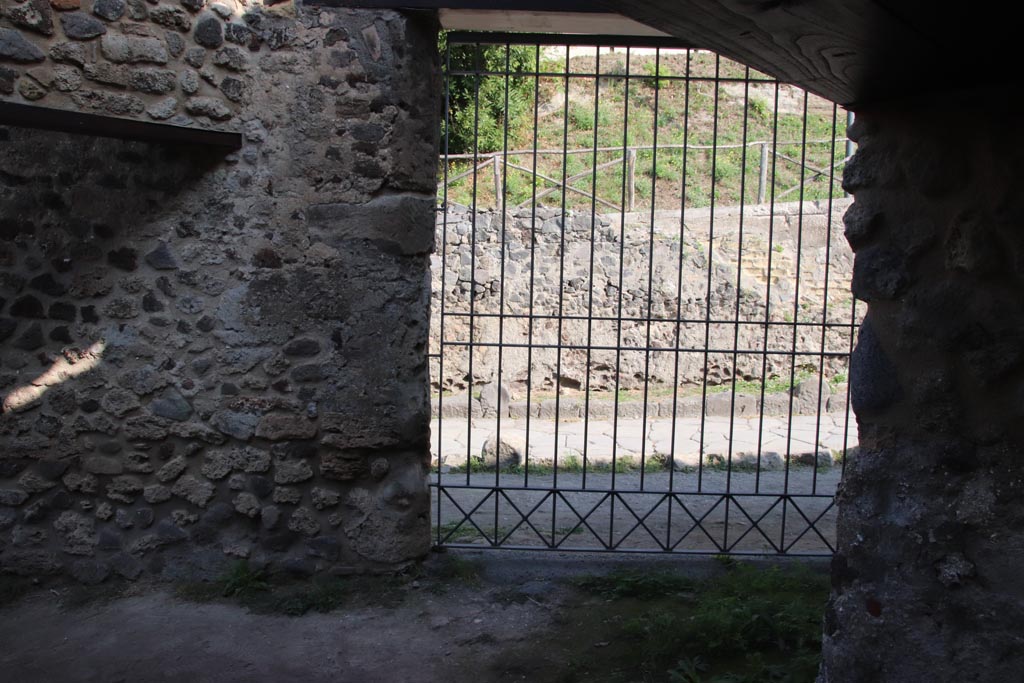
[0, 551, 830, 683]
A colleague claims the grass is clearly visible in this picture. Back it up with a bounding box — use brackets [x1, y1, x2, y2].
[558, 563, 830, 682]
[443, 48, 845, 213]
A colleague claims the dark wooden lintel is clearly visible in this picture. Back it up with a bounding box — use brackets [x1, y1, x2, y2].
[305, 0, 607, 11]
[0, 102, 243, 150]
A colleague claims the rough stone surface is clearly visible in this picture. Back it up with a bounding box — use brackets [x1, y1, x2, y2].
[819, 104, 1024, 682]
[0, 7, 438, 583]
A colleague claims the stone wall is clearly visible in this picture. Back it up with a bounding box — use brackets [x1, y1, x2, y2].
[432, 198, 859, 395]
[819, 103, 1024, 680]
[0, 5, 440, 582]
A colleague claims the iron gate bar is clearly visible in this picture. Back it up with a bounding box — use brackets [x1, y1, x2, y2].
[434, 35, 853, 556]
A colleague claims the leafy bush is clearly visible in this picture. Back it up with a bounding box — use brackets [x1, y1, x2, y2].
[441, 36, 538, 155]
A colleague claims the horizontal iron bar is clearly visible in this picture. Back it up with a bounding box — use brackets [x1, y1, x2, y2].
[437, 341, 854, 356]
[430, 485, 837, 498]
[434, 542, 833, 557]
[446, 31, 692, 49]
[438, 312, 857, 329]
[0, 101, 242, 149]
[446, 69, 771, 83]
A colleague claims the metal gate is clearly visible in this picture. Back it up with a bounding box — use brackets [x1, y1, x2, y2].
[430, 33, 860, 555]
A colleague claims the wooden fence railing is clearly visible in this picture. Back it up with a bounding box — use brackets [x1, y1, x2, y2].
[440, 137, 850, 212]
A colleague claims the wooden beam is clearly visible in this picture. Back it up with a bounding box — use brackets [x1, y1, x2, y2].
[598, 0, 890, 105]
[308, 0, 607, 11]
[0, 101, 242, 149]
[439, 10, 667, 36]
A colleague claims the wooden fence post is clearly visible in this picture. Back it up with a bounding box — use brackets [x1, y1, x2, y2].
[757, 142, 769, 204]
[626, 148, 637, 212]
[492, 155, 503, 212]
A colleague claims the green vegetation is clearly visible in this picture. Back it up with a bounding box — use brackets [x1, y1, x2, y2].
[560, 563, 829, 682]
[441, 41, 846, 213]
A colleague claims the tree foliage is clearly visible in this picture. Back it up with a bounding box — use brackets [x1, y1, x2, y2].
[441, 35, 537, 155]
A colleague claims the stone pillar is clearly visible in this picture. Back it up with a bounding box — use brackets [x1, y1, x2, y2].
[1, 6, 440, 581]
[820, 100, 1024, 680]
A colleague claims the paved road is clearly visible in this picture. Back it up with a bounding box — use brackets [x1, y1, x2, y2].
[432, 411, 858, 468]
[430, 411, 854, 554]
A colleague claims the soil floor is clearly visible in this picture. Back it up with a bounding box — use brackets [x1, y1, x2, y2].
[0, 551, 829, 683]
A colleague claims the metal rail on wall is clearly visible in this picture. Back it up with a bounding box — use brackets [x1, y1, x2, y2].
[430, 33, 861, 556]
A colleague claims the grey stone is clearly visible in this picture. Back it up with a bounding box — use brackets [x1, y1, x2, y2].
[69, 557, 110, 585]
[156, 457, 188, 483]
[287, 507, 320, 537]
[13, 323, 42, 349]
[184, 96, 232, 121]
[53, 511, 97, 556]
[129, 68, 176, 94]
[83, 456, 124, 475]
[101, 387, 141, 417]
[282, 338, 321, 357]
[110, 552, 143, 579]
[151, 389, 193, 422]
[233, 492, 260, 518]
[481, 433, 525, 470]
[17, 472, 56, 493]
[311, 487, 340, 510]
[120, 366, 168, 396]
[273, 459, 313, 485]
[0, 29, 47, 62]
[850, 318, 902, 416]
[273, 487, 301, 505]
[171, 475, 216, 508]
[0, 489, 30, 507]
[307, 195, 436, 257]
[306, 536, 341, 561]
[320, 450, 366, 481]
[261, 505, 280, 529]
[255, 414, 316, 441]
[211, 45, 247, 71]
[145, 242, 179, 270]
[49, 41, 87, 66]
[59, 12, 107, 40]
[210, 410, 259, 440]
[70, 90, 145, 115]
[144, 485, 172, 504]
[0, 549, 61, 575]
[7, 0, 54, 37]
[147, 97, 178, 120]
[193, 15, 223, 48]
[100, 34, 168, 64]
[106, 476, 144, 504]
[93, 0, 126, 22]
[150, 4, 191, 31]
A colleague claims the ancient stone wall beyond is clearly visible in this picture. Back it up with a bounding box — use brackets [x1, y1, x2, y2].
[0, 5, 440, 582]
[431, 198, 859, 395]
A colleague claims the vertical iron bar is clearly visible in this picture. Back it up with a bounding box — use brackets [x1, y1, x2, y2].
[551, 42, 572, 544]
[582, 47, 603, 492]
[523, 44, 542, 491]
[493, 41, 512, 546]
[666, 48, 693, 549]
[638, 47, 663, 495]
[465, 42, 483, 491]
[724, 65, 753, 550]
[436, 37, 453, 546]
[610, 46, 633, 549]
[754, 81, 782, 499]
[781, 90, 812, 551]
[811, 103, 841, 497]
[696, 55, 722, 504]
